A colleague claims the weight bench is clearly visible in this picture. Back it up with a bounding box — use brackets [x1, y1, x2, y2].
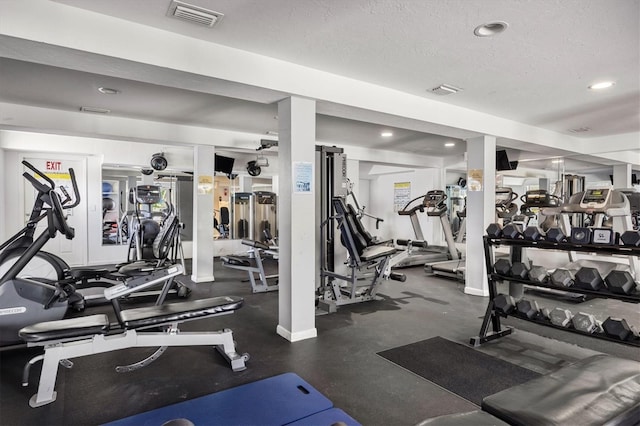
[221, 239, 278, 293]
[417, 354, 640, 426]
[18, 266, 248, 408]
[318, 197, 404, 313]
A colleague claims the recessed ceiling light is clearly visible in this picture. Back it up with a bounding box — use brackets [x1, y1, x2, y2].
[381, 131, 393, 137]
[474, 21, 509, 37]
[552, 159, 564, 164]
[588, 81, 615, 90]
[98, 87, 120, 95]
[445, 142, 455, 147]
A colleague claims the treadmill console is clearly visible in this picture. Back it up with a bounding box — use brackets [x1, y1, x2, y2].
[580, 188, 611, 209]
[424, 190, 446, 207]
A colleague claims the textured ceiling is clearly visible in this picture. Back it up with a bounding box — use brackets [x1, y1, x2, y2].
[1, 0, 638, 175]
[54, 0, 640, 138]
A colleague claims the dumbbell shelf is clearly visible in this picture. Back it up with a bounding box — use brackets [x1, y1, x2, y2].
[471, 236, 640, 348]
[489, 273, 640, 304]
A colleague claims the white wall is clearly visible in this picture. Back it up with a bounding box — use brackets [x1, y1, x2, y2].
[367, 168, 443, 245]
[0, 130, 256, 264]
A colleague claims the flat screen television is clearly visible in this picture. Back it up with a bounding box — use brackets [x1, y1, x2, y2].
[496, 150, 517, 171]
[214, 154, 235, 175]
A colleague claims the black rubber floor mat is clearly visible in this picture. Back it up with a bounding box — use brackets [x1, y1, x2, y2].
[378, 336, 540, 405]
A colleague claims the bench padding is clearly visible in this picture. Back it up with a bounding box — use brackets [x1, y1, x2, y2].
[119, 296, 243, 328]
[482, 354, 640, 426]
[19, 314, 110, 342]
[416, 410, 509, 426]
[360, 244, 397, 261]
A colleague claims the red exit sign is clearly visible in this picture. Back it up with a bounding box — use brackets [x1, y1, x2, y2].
[46, 161, 62, 171]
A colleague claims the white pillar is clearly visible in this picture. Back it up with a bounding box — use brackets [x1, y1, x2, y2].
[276, 97, 317, 342]
[464, 135, 496, 297]
[191, 145, 215, 283]
[0, 147, 4, 241]
[612, 164, 632, 188]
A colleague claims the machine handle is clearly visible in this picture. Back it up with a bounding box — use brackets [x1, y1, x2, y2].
[22, 160, 55, 189]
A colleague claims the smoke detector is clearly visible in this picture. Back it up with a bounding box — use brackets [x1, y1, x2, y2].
[429, 84, 462, 96]
[167, 1, 224, 27]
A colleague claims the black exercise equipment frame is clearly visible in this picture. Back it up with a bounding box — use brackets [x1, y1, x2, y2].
[471, 236, 640, 348]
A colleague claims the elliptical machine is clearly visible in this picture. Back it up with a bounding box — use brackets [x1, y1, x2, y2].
[0, 162, 83, 346]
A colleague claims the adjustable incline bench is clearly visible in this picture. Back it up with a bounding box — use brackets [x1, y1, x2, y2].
[221, 239, 278, 293]
[318, 197, 405, 313]
[18, 264, 249, 408]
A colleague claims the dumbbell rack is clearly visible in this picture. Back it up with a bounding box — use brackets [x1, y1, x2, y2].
[470, 236, 640, 347]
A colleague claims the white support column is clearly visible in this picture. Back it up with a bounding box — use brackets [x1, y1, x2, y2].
[191, 145, 215, 283]
[612, 164, 632, 188]
[276, 96, 317, 342]
[0, 147, 4, 241]
[465, 136, 496, 297]
[239, 175, 253, 192]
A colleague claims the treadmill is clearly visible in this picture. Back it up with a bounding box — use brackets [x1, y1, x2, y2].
[394, 190, 457, 268]
[419, 191, 463, 279]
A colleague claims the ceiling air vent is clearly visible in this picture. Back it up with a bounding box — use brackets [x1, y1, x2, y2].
[430, 84, 462, 96]
[80, 106, 110, 114]
[167, 1, 223, 27]
[569, 127, 591, 133]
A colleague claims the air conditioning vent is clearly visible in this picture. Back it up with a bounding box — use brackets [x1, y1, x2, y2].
[80, 106, 110, 114]
[167, 1, 223, 27]
[430, 84, 462, 96]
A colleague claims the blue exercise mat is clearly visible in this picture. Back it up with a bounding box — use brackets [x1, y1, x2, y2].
[285, 408, 361, 426]
[105, 373, 334, 426]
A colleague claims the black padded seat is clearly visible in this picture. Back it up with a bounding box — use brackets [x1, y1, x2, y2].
[359, 245, 397, 262]
[221, 256, 252, 267]
[241, 239, 270, 250]
[19, 314, 110, 343]
[416, 410, 508, 426]
[119, 296, 244, 329]
[482, 354, 640, 426]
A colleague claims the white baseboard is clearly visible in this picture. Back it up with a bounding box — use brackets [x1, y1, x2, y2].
[464, 286, 489, 297]
[191, 274, 215, 283]
[276, 325, 318, 342]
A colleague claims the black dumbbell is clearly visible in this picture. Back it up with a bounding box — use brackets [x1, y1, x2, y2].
[546, 227, 567, 243]
[602, 317, 638, 341]
[574, 267, 605, 291]
[516, 298, 540, 319]
[549, 307, 573, 327]
[572, 312, 602, 334]
[502, 223, 523, 239]
[510, 262, 530, 279]
[493, 258, 511, 276]
[605, 270, 637, 295]
[493, 294, 516, 315]
[523, 226, 545, 241]
[620, 230, 640, 247]
[486, 223, 503, 238]
[570, 227, 592, 244]
[528, 265, 548, 283]
[550, 268, 575, 287]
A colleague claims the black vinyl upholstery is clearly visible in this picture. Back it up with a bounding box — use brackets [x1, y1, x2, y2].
[221, 256, 251, 267]
[332, 197, 396, 262]
[119, 296, 243, 328]
[415, 410, 509, 426]
[19, 314, 110, 342]
[482, 354, 640, 426]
